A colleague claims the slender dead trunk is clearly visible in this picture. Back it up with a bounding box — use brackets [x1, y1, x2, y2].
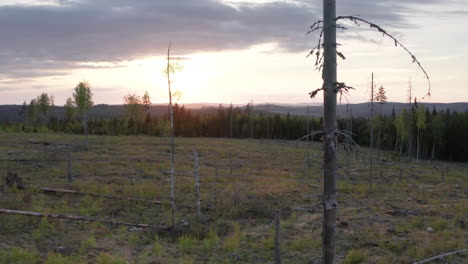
[274, 209, 282, 264]
[167, 43, 176, 227]
[322, 1, 338, 263]
[193, 149, 201, 222]
[416, 126, 420, 161]
[230, 102, 233, 175]
[267, 102, 270, 139]
[378, 103, 382, 161]
[369, 73, 374, 192]
[250, 100, 254, 140]
[67, 151, 72, 183]
[431, 138, 436, 160]
[346, 104, 350, 178]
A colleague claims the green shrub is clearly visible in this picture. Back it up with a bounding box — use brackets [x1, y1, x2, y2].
[79, 235, 96, 254]
[0, 247, 39, 264]
[344, 249, 367, 264]
[153, 235, 163, 256]
[78, 196, 102, 216]
[96, 253, 126, 264]
[224, 223, 241, 253]
[202, 228, 220, 251]
[178, 234, 198, 253]
[32, 217, 54, 241]
[180, 255, 194, 264]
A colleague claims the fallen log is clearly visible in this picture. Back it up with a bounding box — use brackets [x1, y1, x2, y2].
[28, 140, 50, 146]
[0, 209, 166, 230]
[40, 187, 163, 205]
[413, 249, 468, 264]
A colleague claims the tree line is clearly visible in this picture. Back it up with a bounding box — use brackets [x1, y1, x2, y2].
[1, 83, 467, 162]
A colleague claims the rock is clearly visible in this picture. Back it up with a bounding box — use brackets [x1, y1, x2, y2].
[54, 246, 70, 255]
[338, 221, 349, 228]
[426, 227, 434, 233]
[407, 198, 412, 201]
[386, 227, 396, 234]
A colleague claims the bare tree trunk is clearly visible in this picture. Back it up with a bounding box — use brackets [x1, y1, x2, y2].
[193, 149, 201, 222]
[167, 43, 176, 227]
[322, 1, 338, 263]
[230, 102, 233, 175]
[378, 103, 382, 161]
[416, 126, 420, 161]
[267, 102, 270, 139]
[274, 209, 282, 264]
[346, 103, 350, 178]
[67, 151, 72, 183]
[431, 138, 436, 160]
[369, 73, 374, 192]
[250, 99, 254, 140]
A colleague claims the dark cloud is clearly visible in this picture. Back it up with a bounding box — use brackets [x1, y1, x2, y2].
[0, 0, 447, 78]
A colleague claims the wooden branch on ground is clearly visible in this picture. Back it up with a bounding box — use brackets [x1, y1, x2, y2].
[40, 187, 163, 205]
[28, 140, 50, 146]
[412, 249, 468, 264]
[0, 209, 167, 230]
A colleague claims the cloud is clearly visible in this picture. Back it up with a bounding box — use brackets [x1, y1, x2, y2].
[0, 0, 448, 79]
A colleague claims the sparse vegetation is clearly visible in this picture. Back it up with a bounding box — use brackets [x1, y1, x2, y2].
[0, 133, 465, 263]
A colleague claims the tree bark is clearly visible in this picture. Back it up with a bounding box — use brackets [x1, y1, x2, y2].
[322, 1, 338, 263]
[167, 43, 176, 227]
[369, 73, 374, 192]
[274, 209, 282, 264]
[67, 152, 72, 183]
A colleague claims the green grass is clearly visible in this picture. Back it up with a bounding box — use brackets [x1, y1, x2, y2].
[0, 132, 466, 263]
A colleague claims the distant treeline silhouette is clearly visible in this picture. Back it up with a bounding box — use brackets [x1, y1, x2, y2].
[1, 101, 467, 162]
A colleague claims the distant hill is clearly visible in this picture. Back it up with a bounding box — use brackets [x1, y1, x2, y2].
[1, 102, 467, 122]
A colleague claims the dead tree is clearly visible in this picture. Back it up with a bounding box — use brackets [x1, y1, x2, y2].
[230, 102, 233, 175]
[67, 151, 72, 183]
[193, 149, 201, 222]
[307, 1, 430, 262]
[166, 43, 176, 227]
[274, 209, 282, 264]
[321, 2, 338, 263]
[370, 73, 375, 192]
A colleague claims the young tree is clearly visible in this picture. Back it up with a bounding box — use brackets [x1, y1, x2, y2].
[164, 43, 183, 227]
[123, 94, 143, 135]
[64, 97, 76, 123]
[394, 109, 409, 157]
[416, 104, 427, 160]
[73, 81, 93, 135]
[142, 91, 151, 115]
[375, 85, 387, 161]
[36, 93, 53, 126]
[369, 73, 375, 191]
[431, 115, 444, 160]
[26, 99, 38, 125]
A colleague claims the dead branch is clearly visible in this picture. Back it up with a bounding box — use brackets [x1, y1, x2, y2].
[335, 15, 431, 98]
[297, 130, 325, 141]
[0, 209, 168, 230]
[40, 187, 163, 205]
[412, 249, 468, 264]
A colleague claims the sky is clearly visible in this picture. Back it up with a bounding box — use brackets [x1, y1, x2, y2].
[0, 0, 467, 106]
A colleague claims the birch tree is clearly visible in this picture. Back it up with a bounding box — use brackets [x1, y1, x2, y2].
[73, 81, 93, 136]
[416, 104, 427, 161]
[164, 43, 183, 227]
[123, 94, 143, 135]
